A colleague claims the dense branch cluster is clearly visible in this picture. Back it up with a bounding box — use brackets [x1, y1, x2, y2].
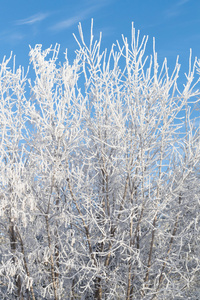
[0, 23, 200, 299]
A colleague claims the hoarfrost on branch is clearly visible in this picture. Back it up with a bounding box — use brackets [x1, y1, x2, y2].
[0, 22, 200, 299]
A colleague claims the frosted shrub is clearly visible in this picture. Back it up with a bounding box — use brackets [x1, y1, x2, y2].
[0, 22, 200, 299]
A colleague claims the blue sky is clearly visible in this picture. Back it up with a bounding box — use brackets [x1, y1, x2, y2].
[0, 0, 200, 77]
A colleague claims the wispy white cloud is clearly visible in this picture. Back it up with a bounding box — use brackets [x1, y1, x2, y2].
[50, 1, 112, 32]
[177, 0, 190, 6]
[50, 15, 82, 31]
[0, 11, 49, 45]
[15, 12, 49, 25]
[50, 6, 94, 32]
[165, 0, 191, 18]
[0, 30, 24, 44]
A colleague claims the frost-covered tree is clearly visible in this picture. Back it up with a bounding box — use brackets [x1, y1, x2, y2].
[0, 22, 200, 299]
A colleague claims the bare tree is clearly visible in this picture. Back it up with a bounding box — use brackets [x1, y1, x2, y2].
[0, 22, 200, 299]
